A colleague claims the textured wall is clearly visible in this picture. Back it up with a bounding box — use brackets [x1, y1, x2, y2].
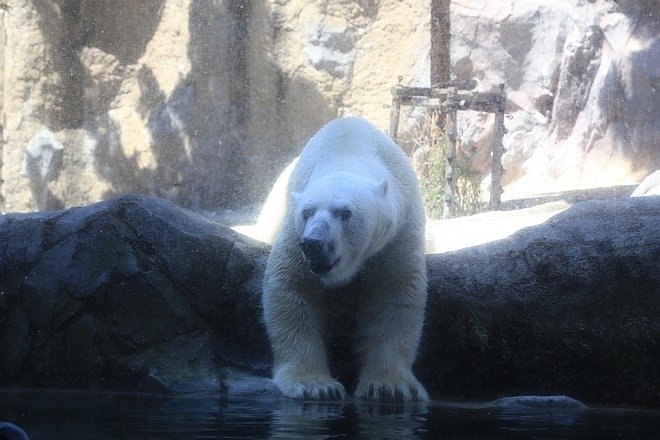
[0, 0, 657, 213]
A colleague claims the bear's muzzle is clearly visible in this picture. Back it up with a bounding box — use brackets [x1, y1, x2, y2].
[300, 236, 339, 275]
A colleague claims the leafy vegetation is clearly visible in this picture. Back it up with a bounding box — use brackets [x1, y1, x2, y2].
[409, 110, 481, 218]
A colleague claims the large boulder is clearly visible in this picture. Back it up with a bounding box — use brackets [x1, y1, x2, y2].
[0, 195, 270, 393]
[420, 196, 660, 405]
[0, 194, 658, 406]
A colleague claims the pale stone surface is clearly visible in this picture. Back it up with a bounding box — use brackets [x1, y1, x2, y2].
[631, 170, 660, 197]
[0, 1, 657, 213]
[449, 1, 659, 198]
[424, 201, 571, 254]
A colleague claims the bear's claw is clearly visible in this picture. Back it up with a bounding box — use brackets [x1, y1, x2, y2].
[306, 384, 345, 401]
[354, 378, 429, 403]
[275, 377, 347, 401]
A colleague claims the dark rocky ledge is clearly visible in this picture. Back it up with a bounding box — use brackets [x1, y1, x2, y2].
[1, 194, 658, 407]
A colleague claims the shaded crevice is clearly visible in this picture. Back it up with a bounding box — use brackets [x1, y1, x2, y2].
[29, 300, 86, 352]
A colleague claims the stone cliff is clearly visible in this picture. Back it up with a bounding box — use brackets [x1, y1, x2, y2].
[0, 0, 657, 212]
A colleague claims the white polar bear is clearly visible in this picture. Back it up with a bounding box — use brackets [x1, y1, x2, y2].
[262, 117, 428, 402]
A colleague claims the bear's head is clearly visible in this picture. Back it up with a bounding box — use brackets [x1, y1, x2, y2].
[291, 172, 397, 287]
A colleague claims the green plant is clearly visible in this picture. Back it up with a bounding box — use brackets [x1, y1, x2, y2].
[409, 110, 481, 218]
[453, 155, 482, 217]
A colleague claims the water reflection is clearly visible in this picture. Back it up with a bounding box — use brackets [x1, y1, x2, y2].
[269, 401, 427, 439]
[1, 390, 659, 439]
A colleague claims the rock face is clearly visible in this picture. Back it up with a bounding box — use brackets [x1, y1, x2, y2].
[420, 196, 660, 405]
[0, 195, 271, 393]
[449, 1, 659, 196]
[1, 194, 658, 406]
[0, 0, 428, 213]
[1, 1, 657, 212]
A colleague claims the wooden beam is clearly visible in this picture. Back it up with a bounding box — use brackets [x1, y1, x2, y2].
[489, 84, 507, 209]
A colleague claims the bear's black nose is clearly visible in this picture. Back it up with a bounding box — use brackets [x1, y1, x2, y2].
[300, 237, 324, 260]
[300, 237, 338, 275]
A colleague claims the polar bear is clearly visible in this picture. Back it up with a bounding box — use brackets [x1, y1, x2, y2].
[262, 117, 428, 402]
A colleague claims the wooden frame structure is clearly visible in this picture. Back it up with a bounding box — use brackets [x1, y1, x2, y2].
[389, 82, 506, 217]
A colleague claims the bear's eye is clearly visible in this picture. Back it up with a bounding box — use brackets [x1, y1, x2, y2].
[301, 208, 315, 221]
[334, 207, 352, 222]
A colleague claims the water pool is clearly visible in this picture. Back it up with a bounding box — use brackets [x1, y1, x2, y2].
[1, 390, 659, 439]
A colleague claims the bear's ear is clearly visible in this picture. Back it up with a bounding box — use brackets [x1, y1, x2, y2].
[373, 179, 388, 197]
[290, 191, 302, 205]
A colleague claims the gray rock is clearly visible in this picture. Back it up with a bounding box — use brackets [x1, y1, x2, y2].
[0, 194, 658, 407]
[419, 196, 660, 406]
[0, 195, 270, 394]
[489, 395, 587, 411]
[487, 395, 587, 426]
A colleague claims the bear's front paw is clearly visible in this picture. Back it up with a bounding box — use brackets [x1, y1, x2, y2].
[274, 374, 347, 400]
[354, 370, 429, 403]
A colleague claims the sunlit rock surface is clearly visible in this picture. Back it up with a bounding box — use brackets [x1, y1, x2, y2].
[0, 1, 657, 212]
[1, 194, 658, 406]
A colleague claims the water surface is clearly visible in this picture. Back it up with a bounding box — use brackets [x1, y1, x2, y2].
[1, 390, 659, 439]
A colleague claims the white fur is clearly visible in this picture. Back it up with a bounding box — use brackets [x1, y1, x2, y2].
[251, 157, 299, 243]
[262, 117, 428, 402]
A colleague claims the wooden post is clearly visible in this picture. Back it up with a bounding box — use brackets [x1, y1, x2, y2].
[443, 87, 457, 218]
[430, 0, 451, 87]
[431, 0, 451, 212]
[387, 83, 508, 216]
[489, 84, 506, 209]
[389, 86, 402, 140]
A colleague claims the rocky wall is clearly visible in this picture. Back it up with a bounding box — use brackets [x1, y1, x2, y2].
[0, 0, 658, 213]
[449, 1, 659, 196]
[0, 0, 427, 213]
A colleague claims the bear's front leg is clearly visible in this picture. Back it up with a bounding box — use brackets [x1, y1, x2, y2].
[263, 279, 346, 400]
[354, 266, 429, 403]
